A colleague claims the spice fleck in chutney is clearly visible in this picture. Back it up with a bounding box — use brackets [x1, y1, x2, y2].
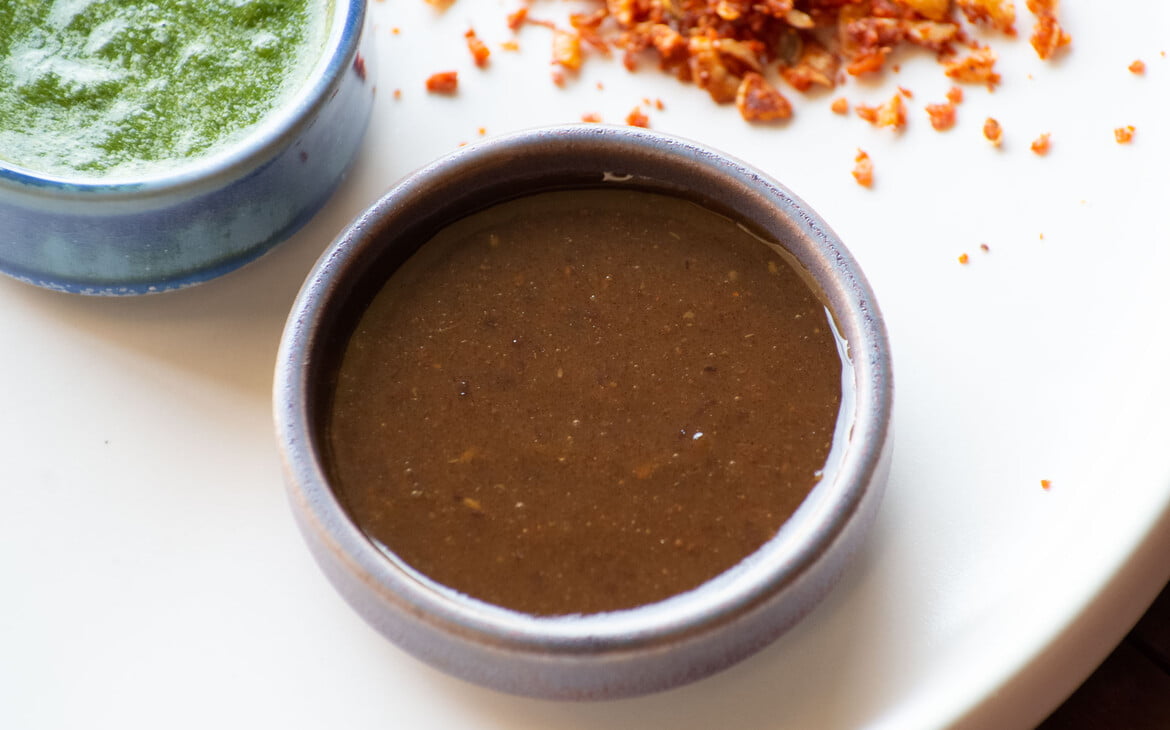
[326, 189, 846, 616]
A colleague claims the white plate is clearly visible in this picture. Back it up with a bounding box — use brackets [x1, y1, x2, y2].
[2, 2, 1168, 728]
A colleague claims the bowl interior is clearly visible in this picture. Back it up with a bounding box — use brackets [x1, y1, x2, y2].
[284, 125, 892, 651]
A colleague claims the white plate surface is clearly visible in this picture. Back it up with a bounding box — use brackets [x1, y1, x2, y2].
[3, 2, 1169, 728]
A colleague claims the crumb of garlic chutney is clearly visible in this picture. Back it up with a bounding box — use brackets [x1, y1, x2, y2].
[852, 149, 874, 188]
[425, 71, 459, 94]
[983, 117, 1004, 146]
[1030, 133, 1051, 155]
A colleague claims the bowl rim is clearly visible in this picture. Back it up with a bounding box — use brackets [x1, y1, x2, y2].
[275, 124, 894, 662]
[0, 0, 366, 200]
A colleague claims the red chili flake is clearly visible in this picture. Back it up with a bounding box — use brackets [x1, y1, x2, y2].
[465, 29, 491, 68]
[352, 52, 367, 80]
[626, 106, 650, 128]
[1115, 125, 1136, 144]
[980, 243, 990, 252]
[425, 71, 459, 94]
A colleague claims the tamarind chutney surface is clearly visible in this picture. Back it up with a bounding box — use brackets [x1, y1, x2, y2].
[326, 189, 844, 616]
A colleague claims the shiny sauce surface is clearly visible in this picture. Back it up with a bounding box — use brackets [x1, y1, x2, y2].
[327, 189, 844, 615]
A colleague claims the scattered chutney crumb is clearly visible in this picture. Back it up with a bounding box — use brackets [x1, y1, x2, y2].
[596, 81, 604, 90]
[944, 48, 1002, 88]
[1027, 0, 1071, 60]
[1039, 232, 1045, 239]
[852, 149, 874, 188]
[552, 28, 583, 70]
[425, 71, 459, 94]
[830, 97, 849, 115]
[897, 85, 914, 99]
[856, 93, 906, 130]
[506, 7, 527, 30]
[958, 253, 970, 264]
[736, 72, 792, 123]
[551, 70, 566, 87]
[1115, 125, 1136, 144]
[926, 101, 957, 131]
[626, 106, 650, 127]
[500, 40, 520, 52]
[393, 88, 402, 100]
[1129, 60, 1146, 74]
[391, 26, 400, 35]
[654, 98, 665, 111]
[946, 86, 964, 104]
[465, 28, 491, 68]
[983, 117, 1003, 146]
[1030, 132, 1051, 155]
[581, 112, 602, 123]
[477, 126, 487, 136]
[494, 1, 1066, 125]
[958, 0, 1017, 34]
[1041, 479, 1052, 490]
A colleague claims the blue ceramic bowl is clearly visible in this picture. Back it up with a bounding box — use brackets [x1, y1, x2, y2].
[275, 126, 894, 699]
[0, 0, 373, 296]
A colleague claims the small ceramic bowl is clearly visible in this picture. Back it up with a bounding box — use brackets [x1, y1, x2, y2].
[0, 0, 372, 295]
[275, 125, 894, 700]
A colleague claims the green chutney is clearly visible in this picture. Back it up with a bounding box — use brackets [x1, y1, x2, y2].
[0, 0, 330, 178]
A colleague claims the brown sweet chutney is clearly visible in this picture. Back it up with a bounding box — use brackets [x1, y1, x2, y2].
[325, 188, 845, 616]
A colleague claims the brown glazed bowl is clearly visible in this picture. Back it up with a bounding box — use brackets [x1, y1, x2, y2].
[274, 124, 893, 700]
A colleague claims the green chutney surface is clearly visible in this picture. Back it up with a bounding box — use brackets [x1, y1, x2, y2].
[0, 0, 329, 178]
